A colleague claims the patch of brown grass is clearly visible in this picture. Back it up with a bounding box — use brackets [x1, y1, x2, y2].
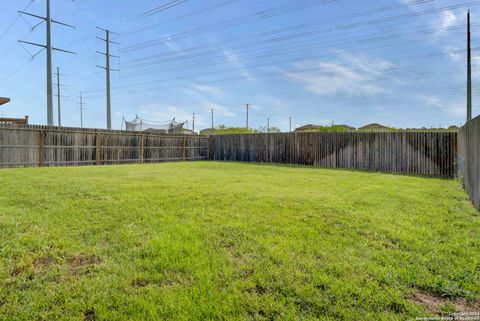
[410, 289, 480, 315]
[68, 254, 102, 275]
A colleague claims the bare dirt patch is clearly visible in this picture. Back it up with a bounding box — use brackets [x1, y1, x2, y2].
[84, 308, 96, 321]
[10, 266, 24, 277]
[410, 289, 480, 315]
[131, 272, 195, 289]
[68, 254, 102, 275]
[33, 257, 54, 269]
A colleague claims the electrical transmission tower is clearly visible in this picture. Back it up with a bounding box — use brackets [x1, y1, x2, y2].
[78, 92, 85, 128]
[96, 27, 119, 130]
[18, 0, 76, 126]
[53, 67, 67, 127]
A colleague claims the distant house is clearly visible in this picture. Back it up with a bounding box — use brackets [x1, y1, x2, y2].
[294, 124, 356, 132]
[177, 128, 195, 135]
[294, 124, 321, 132]
[199, 128, 215, 136]
[0, 97, 29, 125]
[335, 124, 356, 131]
[448, 125, 460, 131]
[0, 97, 10, 105]
[358, 123, 390, 131]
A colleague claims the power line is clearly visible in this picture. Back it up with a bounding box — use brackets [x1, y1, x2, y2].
[121, 0, 437, 66]
[0, 0, 35, 41]
[129, 0, 188, 21]
[116, 0, 241, 40]
[86, 37, 473, 96]
[120, 1, 477, 73]
[119, 22, 470, 78]
[60, 0, 194, 49]
[122, 0, 338, 53]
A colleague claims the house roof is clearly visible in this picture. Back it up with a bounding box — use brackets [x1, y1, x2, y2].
[358, 123, 389, 130]
[335, 124, 356, 130]
[294, 124, 321, 131]
[295, 124, 357, 132]
[0, 97, 10, 105]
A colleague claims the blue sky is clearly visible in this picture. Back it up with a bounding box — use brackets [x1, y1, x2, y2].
[0, 0, 478, 131]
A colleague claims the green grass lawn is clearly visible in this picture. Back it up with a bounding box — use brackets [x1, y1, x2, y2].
[0, 162, 479, 320]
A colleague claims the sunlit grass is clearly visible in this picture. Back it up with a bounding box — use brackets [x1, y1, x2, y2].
[0, 162, 478, 320]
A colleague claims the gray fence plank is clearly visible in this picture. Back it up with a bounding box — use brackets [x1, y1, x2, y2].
[458, 117, 480, 208]
[209, 132, 457, 178]
[0, 125, 208, 168]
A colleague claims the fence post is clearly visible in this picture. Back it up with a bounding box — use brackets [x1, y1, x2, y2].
[39, 130, 45, 167]
[140, 135, 145, 164]
[182, 136, 186, 161]
[95, 132, 101, 165]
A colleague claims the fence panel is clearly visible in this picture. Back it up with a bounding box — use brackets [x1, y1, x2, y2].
[0, 125, 208, 168]
[458, 116, 480, 209]
[209, 132, 457, 178]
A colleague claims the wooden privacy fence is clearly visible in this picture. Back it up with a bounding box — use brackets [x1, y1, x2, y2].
[0, 125, 208, 168]
[0, 125, 458, 178]
[209, 132, 457, 178]
[458, 116, 480, 209]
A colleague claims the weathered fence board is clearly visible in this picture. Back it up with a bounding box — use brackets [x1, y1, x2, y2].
[0, 125, 458, 179]
[458, 116, 480, 209]
[209, 132, 457, 178]
[0, 125, 208, 168]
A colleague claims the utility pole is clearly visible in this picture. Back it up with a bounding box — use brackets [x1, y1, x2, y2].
[56, 67, 61, 126]
[289, 116, 292, 133]
[192, 113, 195, 133]
[96, 28, 119, 130]
[467, 10, 472, 122]
[267, 118, 270, 133]
[211, 108, 214, 129]
[245, 104, 250, 129]
[18, 0, 76, 126]
[78, 92, 84, 128]
[53, 67, 67, 127]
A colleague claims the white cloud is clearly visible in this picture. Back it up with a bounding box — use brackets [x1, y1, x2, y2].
[201, 101, 236, 117]
[417, 94, 464, 117]
[222, 49, 255, 80]
[286, 54, 394, 97]
[254, 95, 290, 112]
[440, 10, 458, 29]
[190, 84, 223, 95]
[163, 35, 181, 51]
[139, 104, 194, 124]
